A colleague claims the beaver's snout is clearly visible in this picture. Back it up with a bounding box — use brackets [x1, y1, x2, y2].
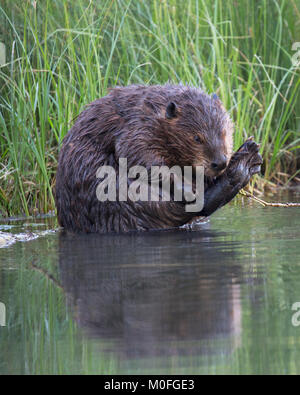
[211, 155, 227, 172]
[205, 154, 228, 177]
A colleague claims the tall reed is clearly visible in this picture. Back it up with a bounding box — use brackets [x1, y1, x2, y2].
[0, 0, 299, 216]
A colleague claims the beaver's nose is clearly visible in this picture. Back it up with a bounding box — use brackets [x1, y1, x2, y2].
[211, 158, 227, 172]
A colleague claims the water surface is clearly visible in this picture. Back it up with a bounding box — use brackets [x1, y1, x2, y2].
[0, 192, 300, 374]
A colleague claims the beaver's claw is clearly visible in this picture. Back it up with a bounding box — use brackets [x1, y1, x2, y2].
[226, 138, 263, 188]
[198, 138, 263, 217]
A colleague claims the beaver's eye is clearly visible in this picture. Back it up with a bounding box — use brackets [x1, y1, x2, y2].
[194, 135, 202, 143]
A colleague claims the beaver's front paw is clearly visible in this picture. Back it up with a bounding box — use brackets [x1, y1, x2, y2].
[226, 137, 263, 188]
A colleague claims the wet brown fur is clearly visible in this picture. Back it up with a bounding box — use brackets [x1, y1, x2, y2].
[55, 84, 242, 233]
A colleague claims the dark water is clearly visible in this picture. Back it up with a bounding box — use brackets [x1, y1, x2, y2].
[1, 193, 300, 374]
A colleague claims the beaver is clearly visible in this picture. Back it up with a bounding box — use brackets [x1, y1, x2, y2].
[55, 84, 262, 233]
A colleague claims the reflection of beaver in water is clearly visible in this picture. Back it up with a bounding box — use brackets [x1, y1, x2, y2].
[59, 230, 242, 359]
[55, 85, 262, 233]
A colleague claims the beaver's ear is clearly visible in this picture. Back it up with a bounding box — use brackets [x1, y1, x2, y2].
[166, 102, 177, 119]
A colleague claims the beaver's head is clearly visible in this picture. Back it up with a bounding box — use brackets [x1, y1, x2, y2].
[161, 91, 234, 178]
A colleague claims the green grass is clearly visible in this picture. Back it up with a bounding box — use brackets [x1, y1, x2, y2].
[0, 0, 299, 216]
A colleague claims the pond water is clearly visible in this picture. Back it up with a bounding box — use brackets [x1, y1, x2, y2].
[0, 192, 300, 374]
